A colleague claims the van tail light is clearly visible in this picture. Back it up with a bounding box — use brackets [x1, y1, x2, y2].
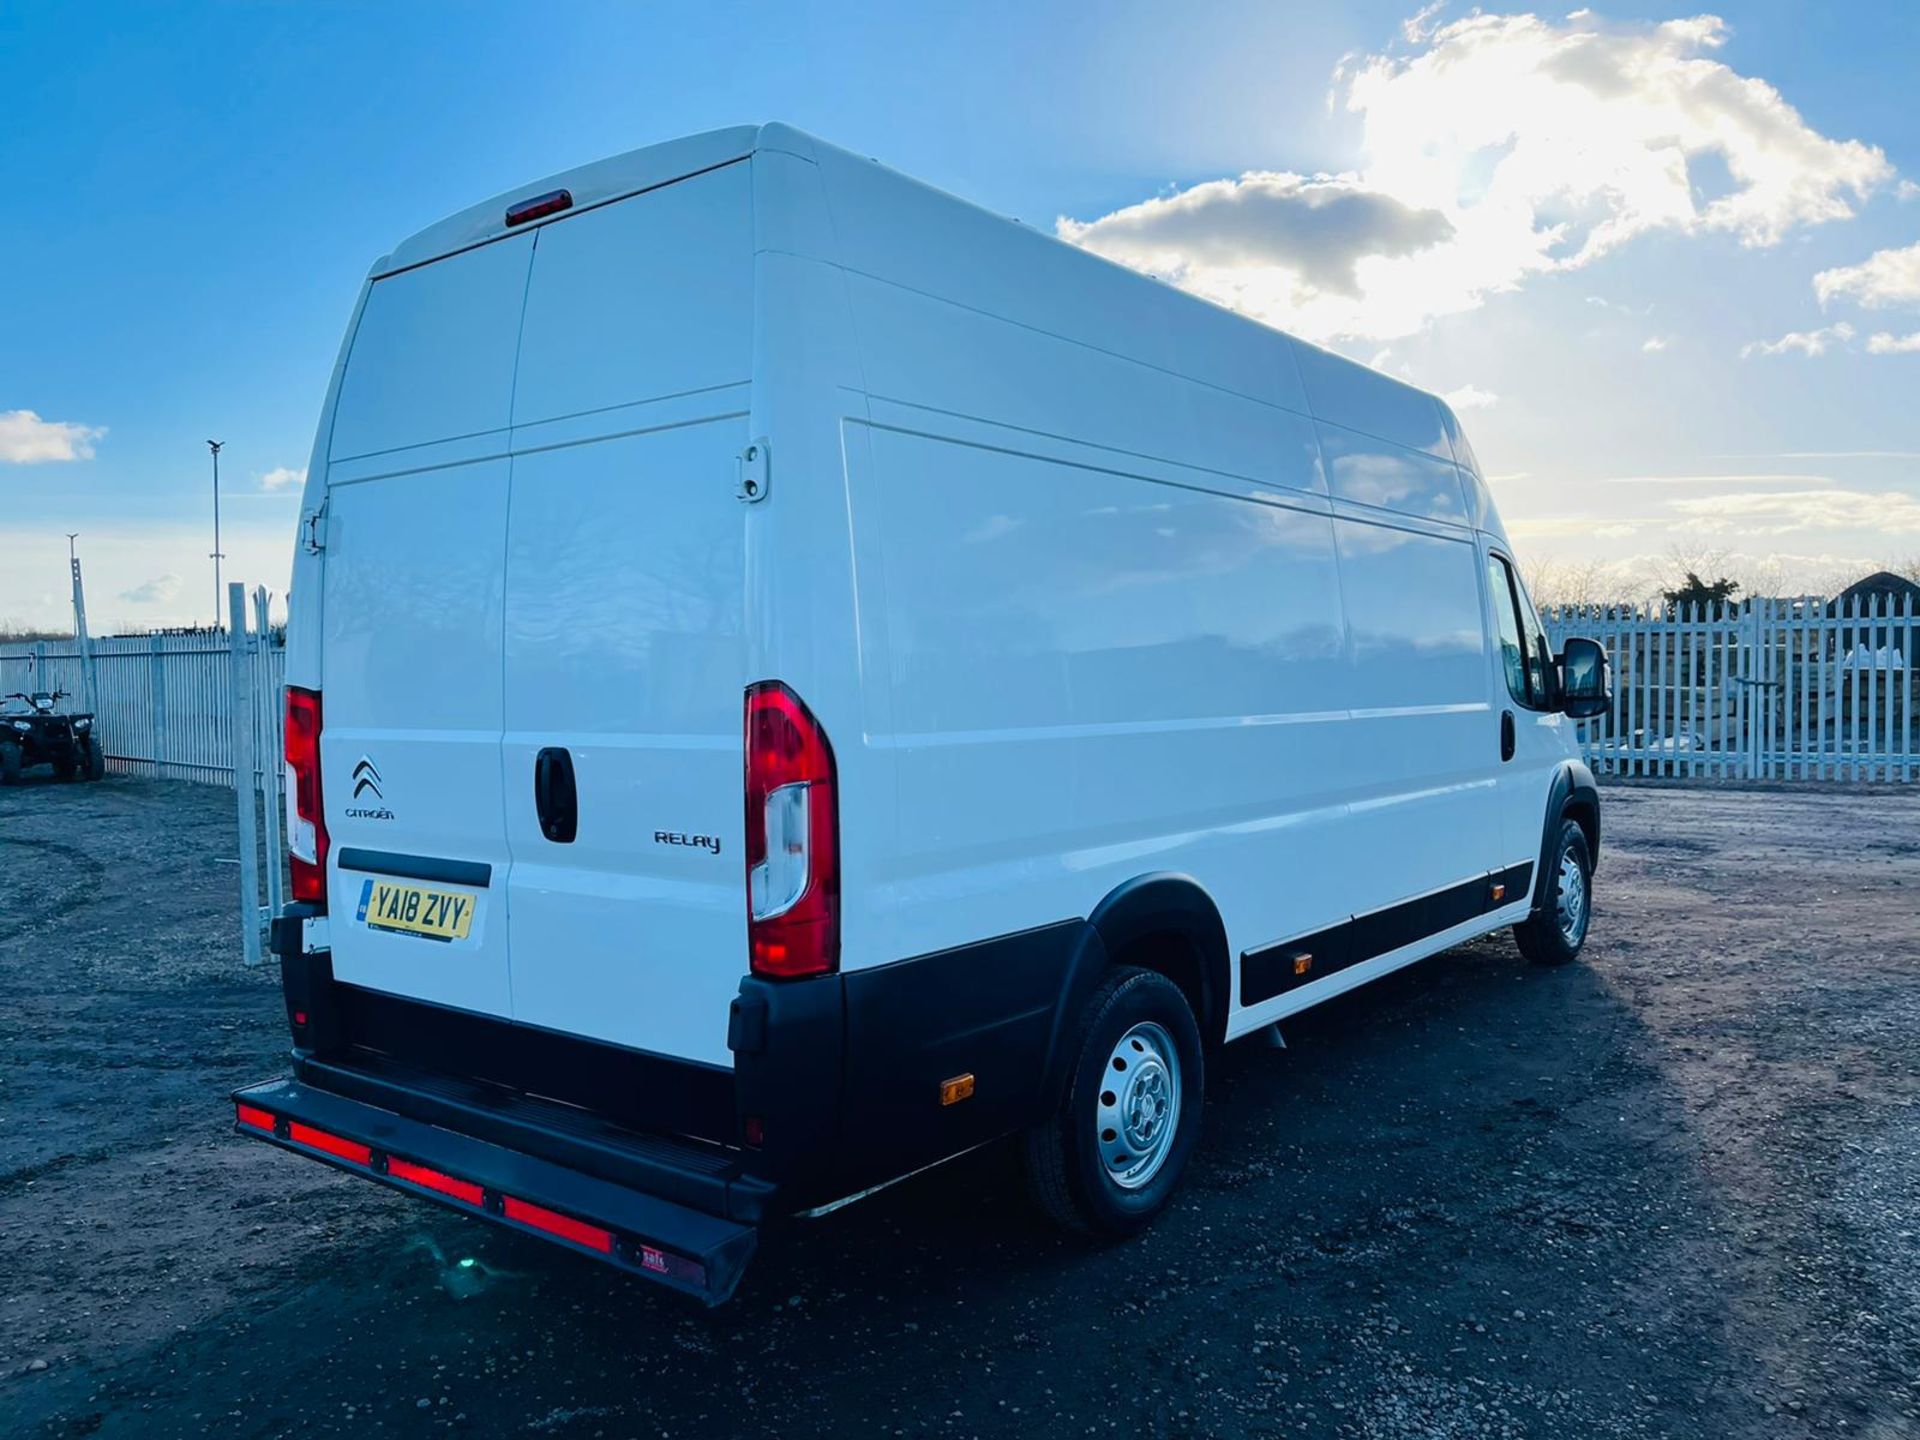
[285, 686, 329, 907]
[744, 682, 838, 979]
[505, 188, 572, 227]
[502, 1196, 613, 1253]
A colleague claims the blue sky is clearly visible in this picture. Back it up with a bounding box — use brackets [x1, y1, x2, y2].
[3, 1, 1918, 628]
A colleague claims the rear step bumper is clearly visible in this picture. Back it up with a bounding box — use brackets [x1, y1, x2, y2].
[232, 1077, 758, 1304]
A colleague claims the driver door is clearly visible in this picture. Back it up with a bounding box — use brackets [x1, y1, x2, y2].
[1482, 545, 1567, 893]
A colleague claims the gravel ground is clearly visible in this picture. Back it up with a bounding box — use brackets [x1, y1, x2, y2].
[1, 773, 1917, 1439]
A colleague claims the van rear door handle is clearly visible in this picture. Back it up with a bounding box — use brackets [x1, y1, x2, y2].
[1499, 710, 1516, 762]
[534, 747, 578, 844]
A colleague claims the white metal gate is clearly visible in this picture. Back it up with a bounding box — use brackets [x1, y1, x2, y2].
[1545, 594, 1917, 781]
[228, 584, 286, 966]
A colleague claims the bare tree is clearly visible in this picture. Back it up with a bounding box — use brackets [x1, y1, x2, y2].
[0, 621, 73, 642]
[1525, 555, 1636, 610]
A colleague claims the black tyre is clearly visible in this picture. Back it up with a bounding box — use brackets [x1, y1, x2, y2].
[0, 743, 19, 786]
[1022, 966, 1204, 1239]
[1514, 818, 1592, 966]
[83, 737, 105, 782]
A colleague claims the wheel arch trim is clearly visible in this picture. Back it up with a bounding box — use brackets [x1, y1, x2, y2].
[1532, 759, 1600, 918]
[1085, 872, 1232, 1046]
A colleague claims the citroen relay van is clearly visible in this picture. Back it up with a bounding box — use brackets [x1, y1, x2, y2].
[234, 124, 1611, 1303]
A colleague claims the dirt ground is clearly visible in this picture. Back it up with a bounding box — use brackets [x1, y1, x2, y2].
[2, 773, 1917, 1440]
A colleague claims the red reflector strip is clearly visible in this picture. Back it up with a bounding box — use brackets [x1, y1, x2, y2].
[505, 188, 572, 226]
[286, 1122, 372, 1166]
[388, 1158, 484, 1206]
[502, 1196, 612, 1253]
[236, 1103, 275, 1132]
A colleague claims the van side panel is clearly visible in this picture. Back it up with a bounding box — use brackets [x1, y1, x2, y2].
[1330, 515, 1498, 919]
[1316, 422, 1471, 524]
[848, 422, 1357, 970]
[810, 145, 1310, 417]
[812, 139, 1508, 1021]
[1288, 340, 1454, 461]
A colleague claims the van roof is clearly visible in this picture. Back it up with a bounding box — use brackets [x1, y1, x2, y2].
[364, 122, 1491, 524]
[375, 122, 817, 277]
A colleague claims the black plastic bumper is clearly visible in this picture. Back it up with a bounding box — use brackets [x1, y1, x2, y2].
[232, 1076, 758, 1305]
[254, 903, 1106, 1299]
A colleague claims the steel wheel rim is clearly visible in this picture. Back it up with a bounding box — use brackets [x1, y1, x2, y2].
[1095, 1021, 1181, 1190]
[1556, 847, 1588, 946]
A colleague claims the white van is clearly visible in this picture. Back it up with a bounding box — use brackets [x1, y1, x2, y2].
[234, 124, 1610, 1303]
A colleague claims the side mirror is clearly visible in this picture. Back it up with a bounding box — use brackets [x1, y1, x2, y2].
[1556, 636, 1610, 719]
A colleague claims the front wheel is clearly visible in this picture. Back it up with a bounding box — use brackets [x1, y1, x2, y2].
[1022, 967, 1204, 1239]
[0, 743, 19, 786]
[83, 737, 105, 782]
[1514, 818, 1593, 966]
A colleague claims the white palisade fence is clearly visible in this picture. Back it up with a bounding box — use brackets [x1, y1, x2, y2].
[10, 590, 1917, 795]
[1, 583, 286, 963]
[0, 593, 285, 788]
[1545, 594, 1918, 781]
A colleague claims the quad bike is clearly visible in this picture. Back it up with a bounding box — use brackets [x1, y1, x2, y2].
[0, 690, 106, 785]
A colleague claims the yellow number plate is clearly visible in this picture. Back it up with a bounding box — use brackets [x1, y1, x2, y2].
[355, 879, 475, 942]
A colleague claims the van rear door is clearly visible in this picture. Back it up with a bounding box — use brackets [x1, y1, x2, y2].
[318, 235, 532, 1018]
[498, 162, 756, 1066]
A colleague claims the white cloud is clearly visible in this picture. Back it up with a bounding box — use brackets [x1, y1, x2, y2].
[1604, 472, 1832, 485]
[1814, 240, 1920, 309]
[1058, 172, 1453, 309]
[1443, 383, 1499, 410]
[119, 574, 183, 605]
[1740, 322, 1854, 359]
[1641, 335, 1671, 353]
[1059, 10, 1889, 341]
[1707, 450, 1920, 460]
[0, 409, 105, 464]
[1668, 487, 1920, 534]
[1401, 1, 1448, 44]
[1507, 514, 1649, 540]
[1866, 330, 1920, 355]
[259, 465, 306, 492]
[1899, 180, 1920, 202]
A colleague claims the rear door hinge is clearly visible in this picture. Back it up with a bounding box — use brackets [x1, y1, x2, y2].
[301, 500, 329, 553]
[736, 438, 770, 504]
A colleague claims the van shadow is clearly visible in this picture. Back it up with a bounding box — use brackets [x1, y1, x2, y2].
[110, 926, 1765, 1440]
[726, 933, 1623, 1303]
[270, 930, 1754, 1438]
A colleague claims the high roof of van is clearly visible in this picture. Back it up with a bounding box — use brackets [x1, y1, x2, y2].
[366, 121, 1497, 537]
[376, 123, 811, 276]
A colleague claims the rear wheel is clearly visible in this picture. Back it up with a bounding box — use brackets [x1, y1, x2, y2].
[1022, 966, 1204, 1239]
[1514, 818, 1592, 966]
[0, 743, 19, 786]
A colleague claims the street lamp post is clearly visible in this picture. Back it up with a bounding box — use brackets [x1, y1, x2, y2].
[208, 440, 225, 629]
